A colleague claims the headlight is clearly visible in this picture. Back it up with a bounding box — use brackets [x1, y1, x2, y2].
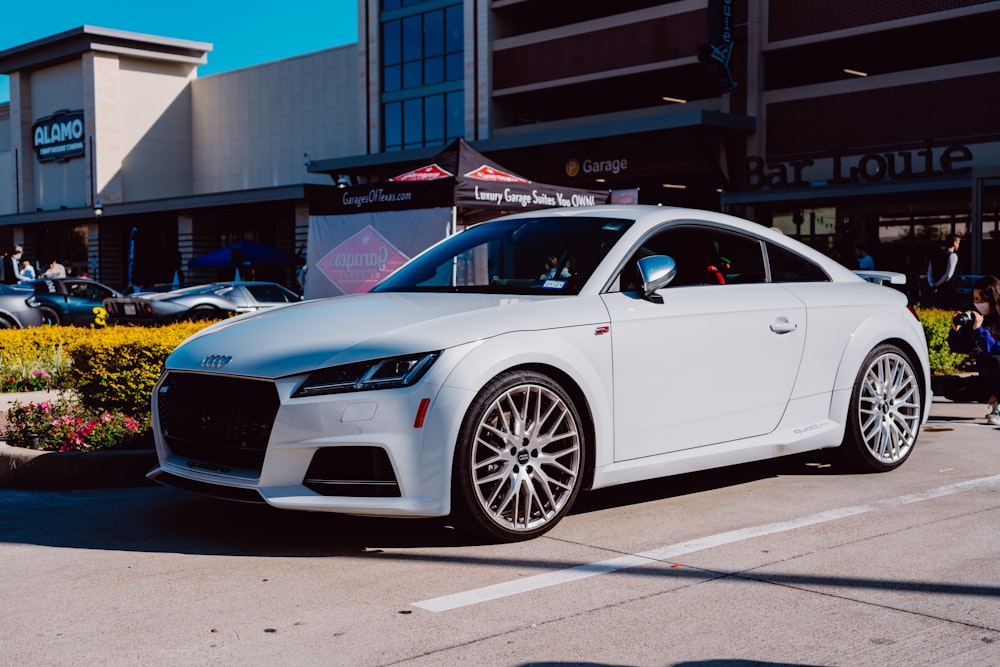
[292, 352, 440, 397]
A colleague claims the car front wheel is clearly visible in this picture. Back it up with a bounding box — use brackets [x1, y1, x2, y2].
[452, 369, 585, 542]
[840, 343, 922, 472]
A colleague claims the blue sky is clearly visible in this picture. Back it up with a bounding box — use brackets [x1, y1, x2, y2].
[0, 0, 359, 104]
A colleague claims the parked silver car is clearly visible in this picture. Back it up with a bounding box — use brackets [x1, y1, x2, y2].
[0, 284, 45, 328]
[103, 281, 302, 324]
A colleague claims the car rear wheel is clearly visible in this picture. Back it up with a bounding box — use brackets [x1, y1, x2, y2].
[0, 315, 14, 329]
[452, 369, 585, 542]
[840, 343, 922, 472]
[38, 306, 60, 326]
[187, 305, 223, 321]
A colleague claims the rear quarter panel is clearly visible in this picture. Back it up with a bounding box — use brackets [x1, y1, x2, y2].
[779, 281, 930, 420]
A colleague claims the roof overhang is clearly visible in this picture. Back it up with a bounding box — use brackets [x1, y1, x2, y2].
[307, 108, 755, 181]
[0, 25, 212, 75]
[0, 184, 330, 227]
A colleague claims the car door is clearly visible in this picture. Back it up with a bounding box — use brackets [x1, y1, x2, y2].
[600, 223, 807, 462]
[64, 281, 112, 326]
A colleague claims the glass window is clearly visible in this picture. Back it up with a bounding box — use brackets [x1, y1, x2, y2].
[384, 65, 401, 92]
[446, 91, 463, 139]
[766, 243, 830, 282]
[424, 10, 444, 56]
[620, 226, 767, 289]
[403, 98, 423, 148]
[445, 4, 463, 53]
[445, 53, 463, 82]
[382, 20, 401, 65]
[374, 216, 635, 295]
[402, 15, 422, 62]
[381, 1, 464, 151]
[383, 102, 402, 151]
[424, 56, 444, 85]
[425, 94, 444, 143]
[403, 61, 422, 89]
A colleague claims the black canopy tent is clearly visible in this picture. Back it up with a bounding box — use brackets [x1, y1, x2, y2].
[303, 139, 611, 299]
[309, 138, 610, 218]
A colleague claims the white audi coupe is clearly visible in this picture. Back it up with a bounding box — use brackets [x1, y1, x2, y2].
[148, 205, 931, 542]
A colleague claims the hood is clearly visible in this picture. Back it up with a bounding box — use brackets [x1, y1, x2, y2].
[166, 292, 607, 378]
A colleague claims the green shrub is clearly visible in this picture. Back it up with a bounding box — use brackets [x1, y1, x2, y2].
[914, 307, 969, 375]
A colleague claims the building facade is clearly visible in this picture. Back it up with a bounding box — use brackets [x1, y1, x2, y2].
[1, 1, 999, 293]
[0, 26, 360, 289]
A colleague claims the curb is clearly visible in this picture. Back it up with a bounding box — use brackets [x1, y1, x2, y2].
[0, 442, 157, 490]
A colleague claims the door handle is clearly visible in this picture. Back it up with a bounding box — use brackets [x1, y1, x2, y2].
[770, 317, 798, 334]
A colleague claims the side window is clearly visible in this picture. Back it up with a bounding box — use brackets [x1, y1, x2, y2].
[246, 284, 286, 302]
[620, 225, 766, 289]
[766, 243, 830, 282]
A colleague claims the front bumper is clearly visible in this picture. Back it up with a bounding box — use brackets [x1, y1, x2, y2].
[150, 369, 470, 518]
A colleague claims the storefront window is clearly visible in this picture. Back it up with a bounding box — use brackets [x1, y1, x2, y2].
[381, 1, 464, 152]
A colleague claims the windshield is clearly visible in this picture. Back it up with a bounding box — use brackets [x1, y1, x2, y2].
[373, 216, 633, 295]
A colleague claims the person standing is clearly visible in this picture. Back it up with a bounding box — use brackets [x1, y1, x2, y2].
[42, 258, 67, 279]
[1, 246, 23, 284]
[926, 234, 961, 307]
[947, 275, 1000, 425]
[855, 245, 874, 270]
[18, 259, 36, 282]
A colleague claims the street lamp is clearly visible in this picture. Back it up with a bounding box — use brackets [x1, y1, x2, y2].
[93, 201, 103, 219]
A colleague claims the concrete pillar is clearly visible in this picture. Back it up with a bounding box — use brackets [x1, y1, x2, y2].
[86, 223, 100, 281]
[9, 72, 34, 212]
[83, 52, 124, 205]
[177, 214, 194, 284]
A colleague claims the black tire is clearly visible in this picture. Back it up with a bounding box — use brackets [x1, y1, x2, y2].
[451, 369, 586, 542]
[839, 343, 922, 472]
[187, 305, 223, 321]
[0, 315, 14, 329]
[38, 306, 60, 326]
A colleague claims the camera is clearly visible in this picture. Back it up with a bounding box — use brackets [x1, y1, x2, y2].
[953, 310, 976, 327]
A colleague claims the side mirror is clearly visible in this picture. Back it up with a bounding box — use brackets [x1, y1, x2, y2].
[637, 255, 677, 303]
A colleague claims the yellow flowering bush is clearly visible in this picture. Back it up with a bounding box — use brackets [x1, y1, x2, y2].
[2, 321, 214, 451]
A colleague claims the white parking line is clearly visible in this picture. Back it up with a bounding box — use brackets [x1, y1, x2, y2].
[414, 474, 1000, 612]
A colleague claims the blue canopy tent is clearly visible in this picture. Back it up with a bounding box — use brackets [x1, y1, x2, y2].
[188, 240, 299, 282]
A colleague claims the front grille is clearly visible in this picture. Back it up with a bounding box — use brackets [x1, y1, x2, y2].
[157, 371, 280, 475]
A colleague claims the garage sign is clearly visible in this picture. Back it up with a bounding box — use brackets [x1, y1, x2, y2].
[317, 225, 410, 294]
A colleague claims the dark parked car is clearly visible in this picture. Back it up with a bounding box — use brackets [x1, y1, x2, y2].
[103, 281, 302, 324]
[28, 278, 123, 326]
[0, 283, 45, 328]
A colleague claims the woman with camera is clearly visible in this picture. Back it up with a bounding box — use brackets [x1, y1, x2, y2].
[948, 275, 1000, 425]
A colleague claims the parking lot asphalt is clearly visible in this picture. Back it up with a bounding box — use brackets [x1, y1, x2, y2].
[2, 389, 998, 666]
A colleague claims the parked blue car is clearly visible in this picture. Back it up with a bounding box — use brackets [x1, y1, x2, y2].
[28, 278, 123, 327]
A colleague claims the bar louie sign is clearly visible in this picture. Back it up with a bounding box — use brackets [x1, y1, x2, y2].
[32, 109, 85, 162]
[745, 145, 974, 190]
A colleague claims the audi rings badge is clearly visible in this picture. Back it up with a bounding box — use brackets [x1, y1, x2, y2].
[200, 354, 233, 369]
